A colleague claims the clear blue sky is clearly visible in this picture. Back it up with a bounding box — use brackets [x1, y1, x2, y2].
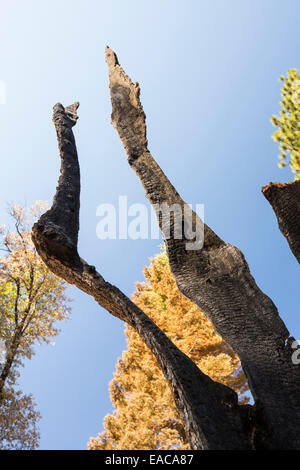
[1, 0, 299, 450]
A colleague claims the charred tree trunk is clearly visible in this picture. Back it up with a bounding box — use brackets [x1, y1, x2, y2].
[31, 49, 300, 450]
[32, 102, 250, 451]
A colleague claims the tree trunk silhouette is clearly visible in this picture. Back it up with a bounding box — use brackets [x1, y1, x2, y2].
[32, 49, 300, 450]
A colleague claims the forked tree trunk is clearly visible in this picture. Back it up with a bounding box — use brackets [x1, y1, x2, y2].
[31, 50, 300, 450]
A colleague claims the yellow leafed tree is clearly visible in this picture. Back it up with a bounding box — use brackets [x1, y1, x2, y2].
[88, 250, 249, 450]
[0, 202, 71, 449]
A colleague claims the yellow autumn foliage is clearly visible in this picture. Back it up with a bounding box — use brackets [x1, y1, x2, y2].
[0, 202, 71, 449]
[88, 250, 248, 450]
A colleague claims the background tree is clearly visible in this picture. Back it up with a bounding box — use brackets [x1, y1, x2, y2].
[263, 70, 300, 265]
[0, 202, 71, 449]
[88, 250, 248, 450]
[271, 69, 300, 179]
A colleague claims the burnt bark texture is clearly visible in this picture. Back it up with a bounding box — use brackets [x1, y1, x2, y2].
[262, 180, 300, 264]
[31, 48, 300, 450]
[0, 331, 21, 403]
[32, 100, 250, 451]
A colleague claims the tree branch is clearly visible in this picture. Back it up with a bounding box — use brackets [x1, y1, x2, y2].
[106, 47, 300, 449]
[262, 180, 300, 264]
[13, 279, 20, 326]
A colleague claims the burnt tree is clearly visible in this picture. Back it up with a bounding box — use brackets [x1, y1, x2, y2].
[32, 49, 300, 450]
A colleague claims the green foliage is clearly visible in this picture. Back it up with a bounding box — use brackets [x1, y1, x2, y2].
[271, 69, 300, 179]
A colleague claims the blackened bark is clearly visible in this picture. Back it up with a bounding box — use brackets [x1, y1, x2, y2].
[262, 180, 300, 264]
[32, 101, 251, 450]
[106, 47, 300, 449]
